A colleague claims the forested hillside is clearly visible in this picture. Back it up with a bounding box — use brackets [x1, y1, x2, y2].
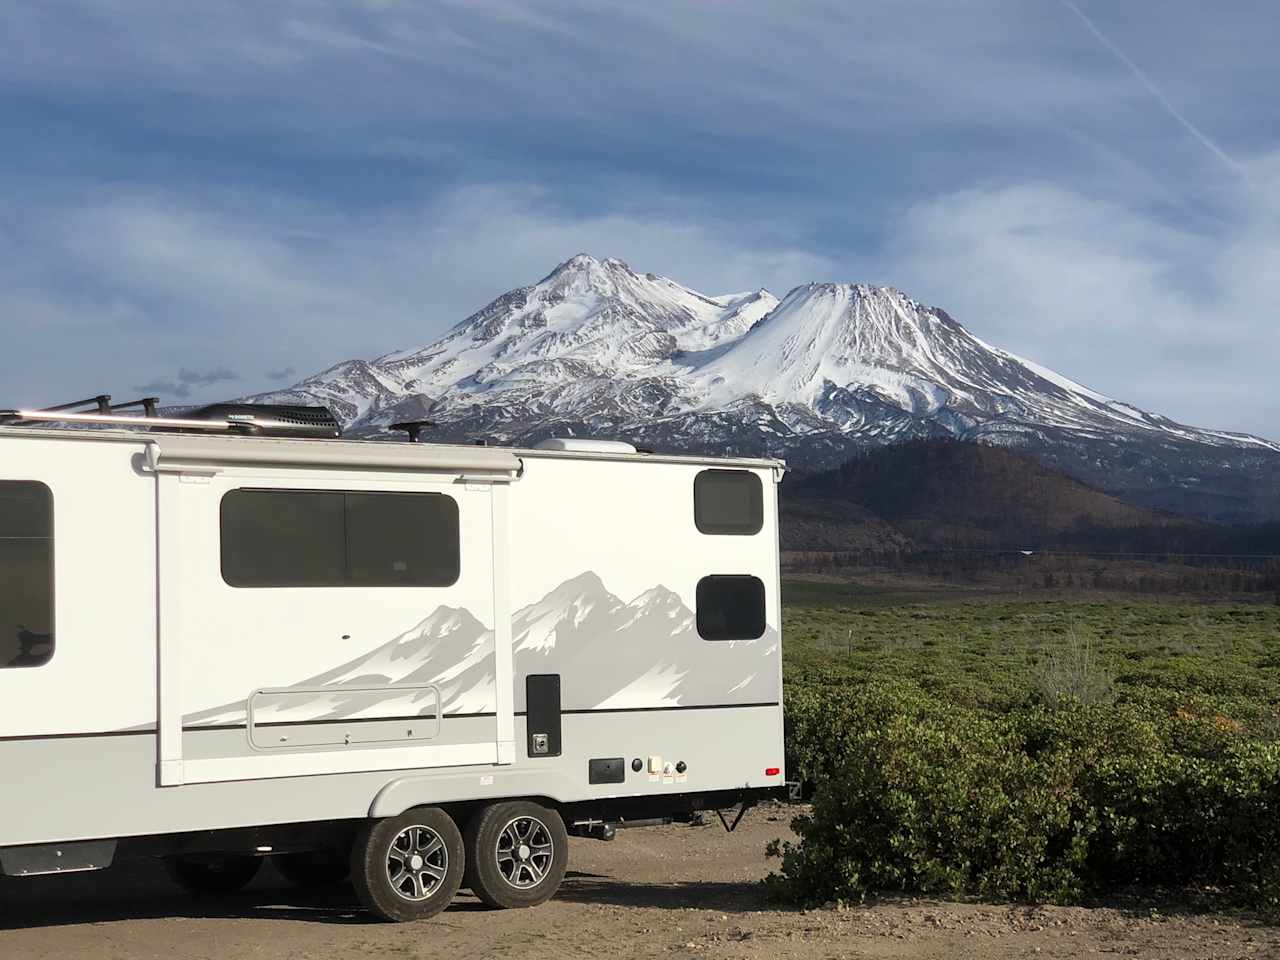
[781, 440, 1280, 556]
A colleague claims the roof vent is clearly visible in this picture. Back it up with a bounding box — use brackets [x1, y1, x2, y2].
[533, 438, 637, 454]
[185, 403, 340, 438]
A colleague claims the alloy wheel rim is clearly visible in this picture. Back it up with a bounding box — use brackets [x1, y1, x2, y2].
[495, 815, 554, 889]
[386, 825, 448, 901]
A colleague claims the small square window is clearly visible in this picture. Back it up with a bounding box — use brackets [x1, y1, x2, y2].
[696, 575, 766, 641]
[694, 470, 763, 535]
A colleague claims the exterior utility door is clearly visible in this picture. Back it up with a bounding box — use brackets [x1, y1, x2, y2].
[155, 463, 514, 786]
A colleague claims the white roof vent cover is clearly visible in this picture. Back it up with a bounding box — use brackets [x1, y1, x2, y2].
[534, 438, 638, 454]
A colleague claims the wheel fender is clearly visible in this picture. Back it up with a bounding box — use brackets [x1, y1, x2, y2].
[368, 769, 569, 818]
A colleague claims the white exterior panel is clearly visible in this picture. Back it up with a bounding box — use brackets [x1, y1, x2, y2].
[0, 426, 784, 849]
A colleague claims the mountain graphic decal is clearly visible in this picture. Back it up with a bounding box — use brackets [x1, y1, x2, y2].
[184, 572, 779, 726]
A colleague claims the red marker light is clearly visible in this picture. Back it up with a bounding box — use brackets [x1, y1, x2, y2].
[765, 767, 780, 776]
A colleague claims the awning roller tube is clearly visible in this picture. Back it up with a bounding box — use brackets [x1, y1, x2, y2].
[142, 436, 522, 479]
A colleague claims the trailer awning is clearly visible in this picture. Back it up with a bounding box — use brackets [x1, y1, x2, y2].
[142, 434, 522, 480]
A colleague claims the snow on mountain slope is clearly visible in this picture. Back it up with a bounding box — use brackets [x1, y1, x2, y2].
[377, 256, 767, 391]
[684, 281, 1277, 449]
[251, 255, 779, 427]
[245, 254, 1280, 517]
[692, 282, 991, 416]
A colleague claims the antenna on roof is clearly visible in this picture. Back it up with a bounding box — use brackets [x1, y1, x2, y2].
[389, 420, 435, 443]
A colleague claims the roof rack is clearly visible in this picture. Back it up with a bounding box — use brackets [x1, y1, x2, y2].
[47, 394, 113, 414]
[0, 394, 161, 421]
[0, 395, 340, 437]
[110, 396, 160, 417]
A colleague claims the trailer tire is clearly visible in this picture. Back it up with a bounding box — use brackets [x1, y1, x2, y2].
[350, 807, 464, 922]
[463, 800, 568, 909]
[164, 854, 263, 895]
[273, 850, 350, 888]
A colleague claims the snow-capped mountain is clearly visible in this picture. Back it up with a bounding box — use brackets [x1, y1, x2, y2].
[248, 255, 1280, 522]
[253, 255, 780, 431]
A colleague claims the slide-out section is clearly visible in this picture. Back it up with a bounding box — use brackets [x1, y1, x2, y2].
[154, 457, 514, 786]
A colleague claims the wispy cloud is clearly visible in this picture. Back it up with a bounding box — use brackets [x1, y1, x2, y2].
[1058, 0, 1246, 178]
[1, 182, 836, 407]
[867, 169, 1280, 436]
[135, 365, 239, 399]
[179, 366, 238, 387]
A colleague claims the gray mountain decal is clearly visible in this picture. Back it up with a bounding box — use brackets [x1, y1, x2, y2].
[186, 572, 778, 725]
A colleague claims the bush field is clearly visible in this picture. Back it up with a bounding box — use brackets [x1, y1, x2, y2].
[769, 580, 1280, 908]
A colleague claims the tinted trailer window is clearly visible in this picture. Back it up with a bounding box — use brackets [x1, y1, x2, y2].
[221, 489, 459, 587]
[694, 470, 763, 535]
[0, 481, 54, 668]
[696, 574, 766, 641]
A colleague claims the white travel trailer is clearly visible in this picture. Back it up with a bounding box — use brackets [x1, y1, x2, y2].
[0, 399, 787, 921]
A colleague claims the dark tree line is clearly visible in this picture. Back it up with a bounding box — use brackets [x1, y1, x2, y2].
[783, 439, 1280, 557]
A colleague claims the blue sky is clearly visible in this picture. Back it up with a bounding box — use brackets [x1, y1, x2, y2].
[2, 1, 1278, 438]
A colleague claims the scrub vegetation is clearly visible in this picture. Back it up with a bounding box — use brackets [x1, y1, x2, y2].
[769, 579, 1280, 911]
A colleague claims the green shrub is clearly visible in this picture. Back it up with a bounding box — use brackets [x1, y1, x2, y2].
[769, 682, 1280, 908]
[1034, 626, 1115, 708]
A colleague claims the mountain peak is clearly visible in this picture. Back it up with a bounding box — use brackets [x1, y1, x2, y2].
[545, 570, 609, 599]
[689, 277, 981, 411]
[787, 281, 914, 308]
[767, 281, 969, 349]
[545, 253, 633, 280]
[627, 584, 685, 612]
[247, 254, 1280, 523]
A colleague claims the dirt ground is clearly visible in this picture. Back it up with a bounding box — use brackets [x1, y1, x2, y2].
[1, 804, 1276, 960]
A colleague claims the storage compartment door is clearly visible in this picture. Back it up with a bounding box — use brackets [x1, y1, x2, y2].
[525, 674, 561, 758]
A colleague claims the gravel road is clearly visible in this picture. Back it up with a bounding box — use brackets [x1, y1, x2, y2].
[2, 804, 1275, 959]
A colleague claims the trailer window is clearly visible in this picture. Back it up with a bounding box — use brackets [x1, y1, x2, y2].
[0, 481, 54, 668]
[346, 492, 459, 585]
[696, 575, 766, 641]
[221, 489, 459, 588]
[694, 470, 762, 535]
